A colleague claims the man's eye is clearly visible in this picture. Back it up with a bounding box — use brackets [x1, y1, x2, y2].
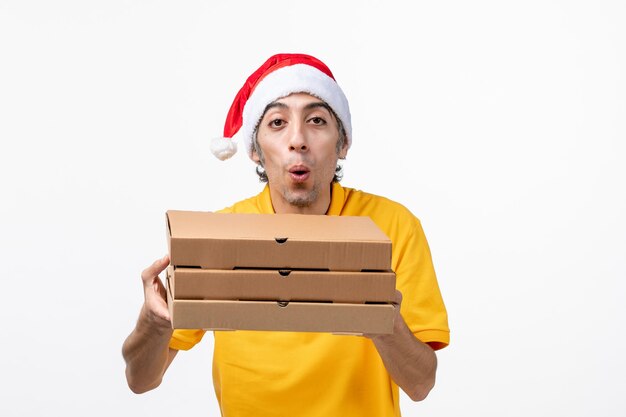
[270, 119, 284, 127]
[310, 117, 325, 125]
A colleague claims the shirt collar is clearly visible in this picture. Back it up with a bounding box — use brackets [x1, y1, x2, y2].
[327, 182, 346, 216]
[259, 185, 275, 214]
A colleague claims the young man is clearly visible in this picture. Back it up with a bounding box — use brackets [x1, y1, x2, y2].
[122, 53, 449, 416]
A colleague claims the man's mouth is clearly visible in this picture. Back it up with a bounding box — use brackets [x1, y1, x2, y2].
[288, 165, 310, 183]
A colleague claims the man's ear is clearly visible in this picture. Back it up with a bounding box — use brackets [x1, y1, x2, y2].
[338, 139, 349, 160]
[251, 147, 261, 163]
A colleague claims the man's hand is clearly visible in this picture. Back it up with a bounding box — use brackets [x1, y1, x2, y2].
[122, 255, 177, 394]
[363, 290, 438, 402]
[140, 255, 172, 330]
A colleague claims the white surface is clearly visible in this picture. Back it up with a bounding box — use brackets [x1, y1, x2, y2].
[1, 1, 625, 416]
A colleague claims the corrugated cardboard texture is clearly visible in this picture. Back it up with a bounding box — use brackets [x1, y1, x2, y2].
[166, 211, 392, 271]
[168, 266, 396, 303]
[167, 288, 395, 334]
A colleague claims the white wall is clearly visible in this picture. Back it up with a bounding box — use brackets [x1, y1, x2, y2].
[1, 1, 624, 416]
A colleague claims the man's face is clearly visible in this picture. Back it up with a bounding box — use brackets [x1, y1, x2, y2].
[252, 93, 348, 214]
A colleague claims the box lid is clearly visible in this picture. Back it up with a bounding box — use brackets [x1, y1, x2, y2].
[166, 211, 392, 271]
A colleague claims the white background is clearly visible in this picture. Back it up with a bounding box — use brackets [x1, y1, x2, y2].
[1, 1, 624, 416]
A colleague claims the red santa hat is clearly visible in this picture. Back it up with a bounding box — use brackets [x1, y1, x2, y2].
[210, 53, 352, 160]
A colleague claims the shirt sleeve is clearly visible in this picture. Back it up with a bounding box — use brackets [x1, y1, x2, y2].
[392, 214, 450, 350]
[169, 329, 206, 351]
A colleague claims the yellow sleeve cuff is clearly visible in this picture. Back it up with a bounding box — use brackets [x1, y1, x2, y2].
[414, 329, 450, 351]
[168, 329, 206, 351]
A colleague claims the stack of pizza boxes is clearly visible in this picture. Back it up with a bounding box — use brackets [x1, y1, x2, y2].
[166, 211, 397, 334]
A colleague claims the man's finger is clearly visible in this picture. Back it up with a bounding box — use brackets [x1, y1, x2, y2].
[141, 255, 170, 285]
[394, 289, 403, 305]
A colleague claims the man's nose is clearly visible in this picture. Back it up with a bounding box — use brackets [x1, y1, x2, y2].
[288, 122, 308, 152]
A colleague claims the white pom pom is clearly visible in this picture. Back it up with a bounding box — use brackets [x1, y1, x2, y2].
[210, 137, 237, 161]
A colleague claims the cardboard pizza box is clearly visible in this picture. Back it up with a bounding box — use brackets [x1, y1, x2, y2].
[166, 211, 392, 272]
[167, 266, 396, 304]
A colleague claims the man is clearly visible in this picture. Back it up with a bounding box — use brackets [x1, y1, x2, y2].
[122, 53, 449, 416]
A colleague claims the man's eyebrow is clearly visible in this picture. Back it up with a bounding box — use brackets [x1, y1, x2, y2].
[304, 102, 333, 113]
[262, 102, 288, 114]
[263, 101, 332, 114]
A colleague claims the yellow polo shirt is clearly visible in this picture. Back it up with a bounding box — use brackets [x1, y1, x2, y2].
[169, 183, 449, 416]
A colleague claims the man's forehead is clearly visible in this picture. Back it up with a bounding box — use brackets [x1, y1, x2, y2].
[276, 92, 321, 102]
[265, 93, 333, 113]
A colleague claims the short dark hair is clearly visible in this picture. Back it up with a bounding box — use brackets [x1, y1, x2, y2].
[252, 103, 347, 183]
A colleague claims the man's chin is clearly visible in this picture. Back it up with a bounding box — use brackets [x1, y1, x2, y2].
[284, 189, 318, 208]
